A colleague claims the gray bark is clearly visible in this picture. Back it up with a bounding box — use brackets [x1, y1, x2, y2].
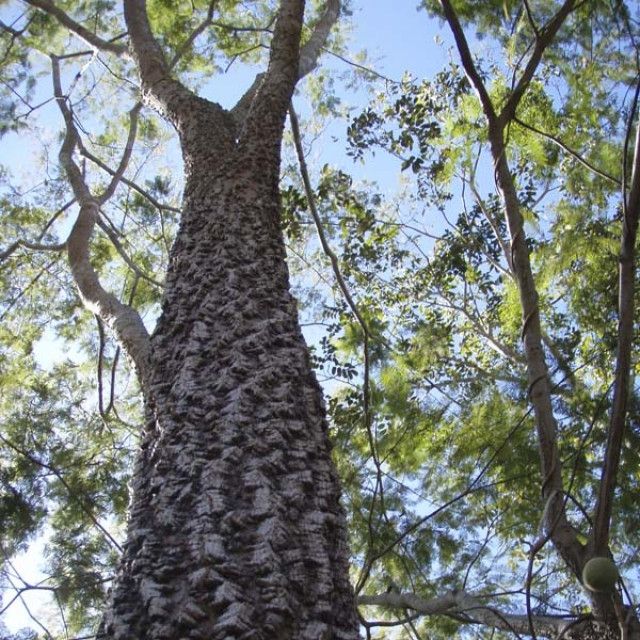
[101, 138, 358, 640]
[97, 2, 359, 637]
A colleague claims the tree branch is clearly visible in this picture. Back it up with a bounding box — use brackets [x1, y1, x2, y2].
[52, 55, 151, 388]
[0, 238, 66, 262]
[95, 216, 164, 289]
[122, 0, 196, 119]
[441, 0, 584, 585]
[499, 0, 577, 125]
[358, 590, 572, 638]
[513, 116, 621, 186]
[25, 0, 127, 55]
[438, 0, 497, 123]
[168, 0, 218, 70]
[592, 79, 640, 554]
[231, 0, 341, 128]
[98, 102, 142, 204]
[78, 142, 180, 213]
[298, 0, 341, 77]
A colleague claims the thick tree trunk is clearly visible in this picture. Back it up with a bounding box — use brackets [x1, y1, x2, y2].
[100, 98, 359, 639]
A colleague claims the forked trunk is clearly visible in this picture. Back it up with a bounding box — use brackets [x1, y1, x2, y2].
[100, 109, 359, 639]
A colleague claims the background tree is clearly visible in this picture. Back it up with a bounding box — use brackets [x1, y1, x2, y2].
[304, 0, 639, 637]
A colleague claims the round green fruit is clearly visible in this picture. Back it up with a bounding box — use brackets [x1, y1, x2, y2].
[582, 557, 619, 593]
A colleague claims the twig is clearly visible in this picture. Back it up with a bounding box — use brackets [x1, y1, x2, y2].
[513, 116, 621, 186]
[0, 431, 123, 552]
[290, 102, 390, 591]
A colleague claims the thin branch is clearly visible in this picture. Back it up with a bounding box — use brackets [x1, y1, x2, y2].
[289, 104, 371, 417]
[51, 54, 152, 387]
[99, 102, 142, 204]
[522, 0, 540, 37]
[169, 0, 218, 69]
[592, 76, 640, 554]
[0, 430, 123, 553]
[0, 259, 58, 323]
[0, 238, 66, 262]
[0, 199, 74, 263]
[513, 116, 621, 186]
[1, 570, 55, 639]
[78, 142, 180, 213]
[290, 102, 389, 587]
[323, 47, 400, 84]
[95, 216, 164, 288]
[499, 0, 579, 125]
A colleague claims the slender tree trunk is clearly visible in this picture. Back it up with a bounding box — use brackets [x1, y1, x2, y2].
[100, 95, 359, 639]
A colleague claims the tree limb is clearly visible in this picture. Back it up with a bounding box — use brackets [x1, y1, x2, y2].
[438, 0, 497, 123]
[24, 0, 127, 55]
[298, 0, 341, 77]
[358, 590, 573, 638]
[231, 0, 341, 128]
[52, 55, 151, 388]
[122, 0, 198, 120]
[592, 79, 640, 554]
[440, 0, 584, 586]
[499, 0, 578, 125]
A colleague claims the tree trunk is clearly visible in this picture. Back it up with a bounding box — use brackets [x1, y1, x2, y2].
[99, 96, 360, 639]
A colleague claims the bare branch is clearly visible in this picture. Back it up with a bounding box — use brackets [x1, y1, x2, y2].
[95, 216, 164, 289]
[323, 46, 400, 84]
[0, 238, 66, 262]
[99, 102, 142, 204]
[0, 197, 74, 264]
[78, 142, 180, 213]
[358, 590, 572, 638]
[438, 0, 497, 123]
[522, 0, 540, 37]
[291, 103, 387, 571]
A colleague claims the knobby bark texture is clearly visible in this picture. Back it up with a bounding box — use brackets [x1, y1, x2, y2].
[95, 1, 359, 638]
[101, 127, 358, 640]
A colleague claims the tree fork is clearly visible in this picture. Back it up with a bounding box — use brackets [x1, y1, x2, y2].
[96, 1, 359, 637]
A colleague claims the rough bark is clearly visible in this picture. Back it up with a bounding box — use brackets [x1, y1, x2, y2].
[97, 2, 359, 638]
[101, 135, 359, 640]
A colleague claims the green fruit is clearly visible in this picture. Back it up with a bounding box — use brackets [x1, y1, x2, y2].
[582, 557, 619, 592]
